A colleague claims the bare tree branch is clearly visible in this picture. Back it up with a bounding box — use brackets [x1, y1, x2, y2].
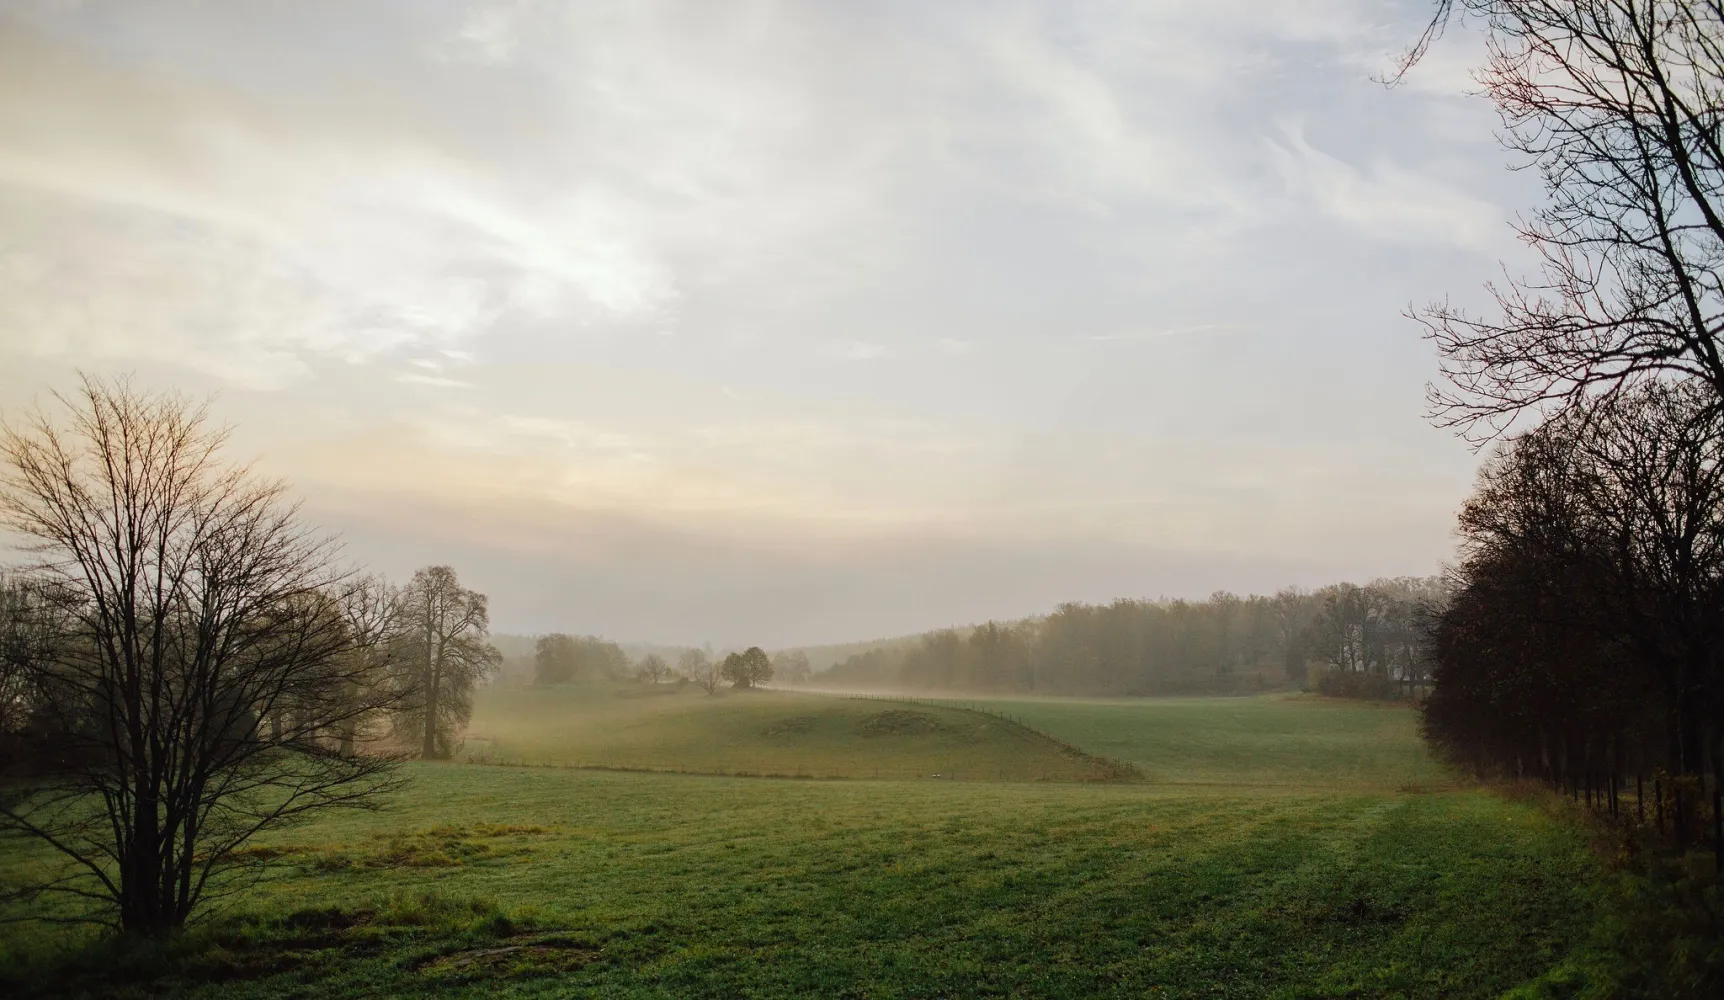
[1400, 2, 1724, 440]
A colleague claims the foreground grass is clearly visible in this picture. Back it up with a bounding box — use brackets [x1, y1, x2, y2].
[4, 764, 1603, 998]
[462, 684, 1127, 781]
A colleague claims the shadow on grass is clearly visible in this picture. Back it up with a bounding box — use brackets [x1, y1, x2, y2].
[0, 891, 587, 998]
[1500, 786, 1724, 999]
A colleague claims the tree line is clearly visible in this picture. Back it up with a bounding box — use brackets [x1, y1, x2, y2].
[527, 636, 809, 691]
[807, 579, 1445, 699]
[1405, 0, 1724, 857]
[0, 379, 501, 933]
[1425, 385, 1724, 835]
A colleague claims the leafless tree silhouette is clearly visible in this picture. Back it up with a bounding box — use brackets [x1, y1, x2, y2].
[1404, 2, 1724, 438]
[0, 377, 404, 934]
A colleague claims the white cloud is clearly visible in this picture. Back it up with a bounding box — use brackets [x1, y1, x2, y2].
[443, 0, 530, 64]
[0, 17, 690, 378]
[1267, 118, 1503, 248]
[837, 341, 889, 361]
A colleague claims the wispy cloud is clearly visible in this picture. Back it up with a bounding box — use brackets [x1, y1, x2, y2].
[1266, 117, 1504, 250]
[837, 341, 890, 361]
[1082, 325, 1236, 343]
[393, 372, 471, 388]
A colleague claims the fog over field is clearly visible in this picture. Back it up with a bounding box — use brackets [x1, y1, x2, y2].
[0, 0, 1525, 646]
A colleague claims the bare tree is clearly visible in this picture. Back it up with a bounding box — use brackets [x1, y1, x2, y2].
[0, 378, 402, 934]
[1405, 2, 1724, 436]
[1574, 381, 1724, 775]
[393, 566, 499, 759]
[0, 573, 59, 743]
[1429, 382, 1724, 790]
[334, 575, 403, 756]
[771, 649, 812, 686]
[635, 653, 670, 684]
[1270, 587, 1316, 683]
[680, 648, 721, 695]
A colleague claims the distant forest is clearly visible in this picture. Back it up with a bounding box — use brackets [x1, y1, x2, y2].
[482, 577, 1447, 701]
[806, 578, 1445, 699]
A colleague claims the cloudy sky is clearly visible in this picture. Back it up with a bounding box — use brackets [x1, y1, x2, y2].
[0, 1, 1533, 645]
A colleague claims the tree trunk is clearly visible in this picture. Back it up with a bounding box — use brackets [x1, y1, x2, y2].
[420, 609, 442, 759]
[122, 780, 165, 934]
[120, 811, 172, 934]
[1715, 736, 1724, 875]
[337, 676, 358, 756]
[421, 662, 440, 759]
[1677, 693, 1705, 777]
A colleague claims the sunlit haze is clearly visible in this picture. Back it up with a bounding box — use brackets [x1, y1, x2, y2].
[0, 1, 1526, 645]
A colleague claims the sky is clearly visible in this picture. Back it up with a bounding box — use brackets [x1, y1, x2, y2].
[0, 1, 1537, 646]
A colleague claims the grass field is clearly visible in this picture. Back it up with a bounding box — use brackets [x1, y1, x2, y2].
[973, 695, 1438, 789]
[0, 691, 1633, 998]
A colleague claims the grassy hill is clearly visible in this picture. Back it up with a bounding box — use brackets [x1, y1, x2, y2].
[463, 683, 1128, 781]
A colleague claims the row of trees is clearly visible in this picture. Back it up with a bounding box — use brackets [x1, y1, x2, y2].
[1404, 1, 1724, 846]
[0, 380, 499, 933]
[532, 633, 630, 685]
[1426, 386, 1724, 806]
[528, 639, 791, 692]
[809, 580, 1444, 698]
[1308, 578, 1447, 700]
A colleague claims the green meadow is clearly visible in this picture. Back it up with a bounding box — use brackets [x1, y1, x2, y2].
[973, 695, 1438, 788]
[0, 690, 1634, 998]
